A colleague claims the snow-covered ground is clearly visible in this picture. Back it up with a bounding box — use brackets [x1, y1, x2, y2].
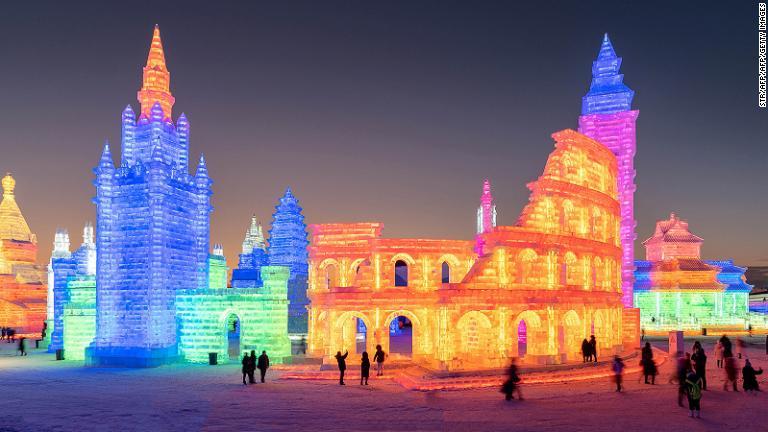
[0, 337, 766, 431]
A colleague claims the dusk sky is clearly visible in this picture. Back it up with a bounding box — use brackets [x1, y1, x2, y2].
[1, 1, 765, 268]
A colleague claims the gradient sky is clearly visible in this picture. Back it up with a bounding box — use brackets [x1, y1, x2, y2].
[1, 1, 766, 269]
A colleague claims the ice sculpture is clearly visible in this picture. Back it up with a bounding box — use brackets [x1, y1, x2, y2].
[0, 174, 47, 335]
[634, 213, 753, 332]
[231, 216, 268, 288]
[86, 26, 212, 367]
[307, 129, 639, 371]
[578, 34, 639, 308]
[267, 188, 309, 333]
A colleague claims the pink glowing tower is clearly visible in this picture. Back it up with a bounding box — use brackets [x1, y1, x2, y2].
[475, 179, 496, 253]
[578, 34, 638, 307]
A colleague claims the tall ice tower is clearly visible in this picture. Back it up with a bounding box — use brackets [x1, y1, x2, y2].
[87, 26, 212, 367]
[578, 34, 638, 307]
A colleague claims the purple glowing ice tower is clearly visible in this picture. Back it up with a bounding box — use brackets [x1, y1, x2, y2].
[578, 34, 638, 307]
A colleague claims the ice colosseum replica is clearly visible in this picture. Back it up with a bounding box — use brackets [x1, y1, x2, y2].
[68, 26, 291, 367]
[307, 129, 640, 371]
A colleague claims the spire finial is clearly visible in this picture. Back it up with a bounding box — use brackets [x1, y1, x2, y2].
[1, 173, 15, 198]
[98, 141, 114, 169]
[138, 25, 175, 119]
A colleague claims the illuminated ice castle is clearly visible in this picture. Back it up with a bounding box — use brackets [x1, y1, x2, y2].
[48, 223, 96, 359]
[0, 174, 47, 335]
[634, 213, 753, 333]
[75, 26, 291, 366]
[579, 34, 638, 308]
[86, 26, 213, 367]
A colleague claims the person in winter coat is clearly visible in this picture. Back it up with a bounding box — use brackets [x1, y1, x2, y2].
[724, 356, 739, 392]
[742, 359, 763, 393]
[335, 350, 349, 385]
[360, 352, 370, 385]
[719, 335, 732, 358]
[248, 350, 257, 384]
[581, 339, 591, 363]
[17, 337, 26, 356]
[612, 356, 625, 392]
[713, 341, 723, 368]
[735, 337, 745, 359]
[373, 345, 386, 376]
[501, 358, 523, 401]
[589, 335, 598, 362]
[257, 351, 270, 383]
[641, 342, 657, 384]
[241, 352, 250, 385]
[691, 347, 707, 390]
[676, 352, 692, 406]
[685, 370, 703, 418]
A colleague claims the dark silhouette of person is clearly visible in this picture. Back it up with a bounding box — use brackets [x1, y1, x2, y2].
[589, 335, 597, 362]
[248, 350, 257, 384]
[719, 334, 732, 358]
[742, 359, 763, 392]
[373, 345, 386, 376]
[1, 327, 6, 341]
[335, 350, 349, 385]
[17, 337, 26, 356]
[360, 351, 370, 385]
[691, 347, 707, 390]
[676, 352, 692, 406]
[41, 321, 47, 339]
[581, 339, 590, 363]
[612, 355, 625, 392]
[691, 340, 701, 353]
[501, 358, 522, 401]
[241, 352, 250, 385]
[724, 355, 738, 392]
[685, 370, 703, 418]
[641, 342, 657, 384]
[257, 351, 270, 383]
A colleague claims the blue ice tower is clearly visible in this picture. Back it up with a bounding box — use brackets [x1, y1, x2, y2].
[268, 188, 309, 333]
[86, 27, 212, 367]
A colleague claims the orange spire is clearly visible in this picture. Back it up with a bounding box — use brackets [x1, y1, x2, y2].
[137, 25, 175, 119]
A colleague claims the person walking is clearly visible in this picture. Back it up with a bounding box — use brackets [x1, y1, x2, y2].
[676, 352, 692, 406]
[241, 352, 250, 385]
[723, 355, 739, 392]
[257, 351, 270, 383]
[581, 338, 590, 363]
[17, 337, 26, 356]
[685, 369, 703, 418]
[373, 345, 386, 376]
[335, 350, 349, 385]
[742, 359, 763, 393]
[641, 342, 657, 384]
[691, 347, 707, 390]
[735, 337, 745, 360]
[248, 350, 257, 384]
[360, 352, 370, 385]
[714, 340, 723, 369]
[612, 356, 625, 392]
[589, 335, 598, 363]
[501, 358, 523, 401]
[719, 335, 732, 358]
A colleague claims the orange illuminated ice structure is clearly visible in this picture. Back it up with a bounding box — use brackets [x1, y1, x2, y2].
[307, 130, 639, 371]
[0, 174, 46, 334]
[137, 25, 175, 120]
